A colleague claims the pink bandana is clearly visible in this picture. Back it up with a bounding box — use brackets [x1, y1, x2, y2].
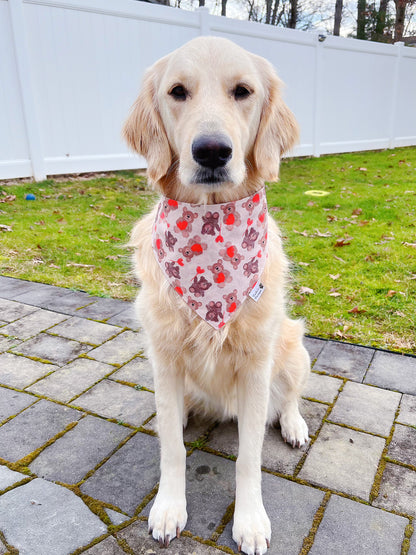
[152, 188, 268, 329]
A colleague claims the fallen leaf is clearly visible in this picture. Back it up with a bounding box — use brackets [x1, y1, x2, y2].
[49, 263, 59, 269]
[298, 262, 310, 266]
[307, 201, 316, 207]
[299, 286, 314, 295]
[314, 229, 332, 238]
[106, 255, 120, 260]
[358, 220, 369, 226]
[0, 224, 12, 232]
[334, 237, 353, 247]
[352, 208, 363, 215]
[66, 263, 95, 268]
[333, 255, 346, 263]
[0, 194, 16, 203]
[329, 273, 340, 280]
[327, 215, 338, 222]
[348, 306, 366, 314]
[386, 290, 396, 297]
[403, 242, 416, 248]
[293, 229, 309, 237]
[329, 290, 341, 297]
[269, 206, 283, 212]
[394, 311, 406, 317]
[358, 167, 367, 171]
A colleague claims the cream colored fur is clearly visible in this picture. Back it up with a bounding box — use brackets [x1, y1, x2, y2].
[124, 37, 310, 555]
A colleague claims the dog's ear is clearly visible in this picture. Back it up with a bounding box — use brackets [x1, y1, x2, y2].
[123, 60, 172, 183]
[253, 59, 299, 182]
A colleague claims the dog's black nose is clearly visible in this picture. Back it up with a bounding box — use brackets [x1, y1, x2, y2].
[192, 135, 232, 169]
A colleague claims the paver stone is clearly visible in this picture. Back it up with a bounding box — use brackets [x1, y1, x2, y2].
[0, 478, 106, 555]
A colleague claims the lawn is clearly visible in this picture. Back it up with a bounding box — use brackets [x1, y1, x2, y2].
[1, 147, 415, 354]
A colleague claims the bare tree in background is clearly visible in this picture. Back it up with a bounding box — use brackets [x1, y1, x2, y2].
[221, 0, 228, 15]
[288, 0, 299, 26]
[333, 0, 343, 34]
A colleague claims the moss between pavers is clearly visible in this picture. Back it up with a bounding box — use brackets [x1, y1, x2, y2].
[211, 500, 235, 542]
[402, 520, 414, 555]
[299, 491, 331, 554]
[0, 529, 18, 555]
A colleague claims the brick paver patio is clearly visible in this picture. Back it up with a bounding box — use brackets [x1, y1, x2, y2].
[0, 275, 415, 554]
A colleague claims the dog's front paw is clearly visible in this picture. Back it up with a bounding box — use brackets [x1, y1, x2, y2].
[232, 504, 271, 555]
[148, 492, 187, 547]
[280, 411, 309, 448]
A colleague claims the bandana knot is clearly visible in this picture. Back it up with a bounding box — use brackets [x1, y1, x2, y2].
[152, 188, 268, 329]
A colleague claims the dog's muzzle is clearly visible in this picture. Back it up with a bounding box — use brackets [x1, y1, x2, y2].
[191, 134, 232, 185]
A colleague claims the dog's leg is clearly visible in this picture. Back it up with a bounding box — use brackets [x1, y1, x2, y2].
[148, 359, 187, 546]
[232, 361, 272, 555]
[268, 319, 310, 448]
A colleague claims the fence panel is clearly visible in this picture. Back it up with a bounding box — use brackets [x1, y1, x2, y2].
[1, 0, 415, 180]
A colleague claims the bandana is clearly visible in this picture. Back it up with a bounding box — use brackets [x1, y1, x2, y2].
[152, 188, 268, 329]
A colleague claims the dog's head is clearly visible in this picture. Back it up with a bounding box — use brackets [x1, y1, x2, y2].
[123, 37, 299, 198]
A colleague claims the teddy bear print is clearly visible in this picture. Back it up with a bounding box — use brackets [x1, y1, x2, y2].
[242, 227, 259, 250]
[165, 230, 177, 251]
[154, 237, 166, 262]
[243, 257, 259, 277]
[186, 296, 202, 311]
[162, 198, 179, 215]
[219, 242, 245, 270]
[172, 279, 186, 297]
[223, 289, 241, 314]
[201, 211, 220, 236]
[242, 192, 260, 215]
[178, 236, 207, 262]
[175, 207, 198, 238]
[165, 261, 181, 279]
[258, 201, 267, 225]
[259, 231, 267, 251]
[243, 276, 258, 297]
[189, 275, 212, 297]
[221, 203, 241, 229]
[205, 301, 223, 323]
[207, 259, 232, 287]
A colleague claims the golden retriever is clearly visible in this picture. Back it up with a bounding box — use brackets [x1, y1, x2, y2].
[124, 37, 310, 555]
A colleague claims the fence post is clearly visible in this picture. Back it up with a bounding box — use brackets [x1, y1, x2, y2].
[8, 0, 46, 181]
[312, 34, 325, 158]
[197, 7, 210, 36]
[389, 41, 404, 150]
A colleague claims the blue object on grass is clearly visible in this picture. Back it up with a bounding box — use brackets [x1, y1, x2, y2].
[25, 193, 36, 200]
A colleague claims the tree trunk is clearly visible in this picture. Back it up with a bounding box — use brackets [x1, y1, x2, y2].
[333, 0, 343, 35]
[373, 0, 388, 40]
[357, 0, 367, 39]
[199, 0, 205, 6]
[394, 0, 406, 41]
[288, 0, 298, 28]
[271, 0, 280, 25]
[221, 0, 227, 16]
[265, 0, 273, 24]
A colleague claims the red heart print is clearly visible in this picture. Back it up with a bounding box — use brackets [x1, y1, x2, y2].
[175, 286, 183, 296]
[257, 250, 262, 258]
[259, 213, 265, 223]
[177, 220, 187, 231]
[226, 246, 235, 258]
[252, 193, 260, 203]
[156, 238, 162, 250]
[191, 244, 203, 254]
[227, 302, 237, 313]
[177, 258, 184, 266]
[247, 218, 253, 226]
[225, 213, 235, 226]
[215, 235, 224, 243]
[168, 199, 178, 207]
[219, 321, 225, 328]
[217, 272, 225, 283]
[160, 212, 165, 219]
[196, 266, 204, 274]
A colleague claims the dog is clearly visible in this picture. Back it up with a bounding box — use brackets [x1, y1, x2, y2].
[124, 37, 310, 555]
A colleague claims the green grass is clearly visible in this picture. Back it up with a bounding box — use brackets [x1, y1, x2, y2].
[1, 148, 416, 353]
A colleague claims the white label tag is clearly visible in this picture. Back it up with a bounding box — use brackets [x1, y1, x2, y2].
[249, 281, 265, 302]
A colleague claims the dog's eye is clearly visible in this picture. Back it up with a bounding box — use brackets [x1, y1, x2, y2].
[169, 85, 187, 101]
[233, 85, 251, 100]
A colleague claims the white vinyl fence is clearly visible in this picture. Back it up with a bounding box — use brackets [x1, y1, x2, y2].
[1, 0, 416, 181]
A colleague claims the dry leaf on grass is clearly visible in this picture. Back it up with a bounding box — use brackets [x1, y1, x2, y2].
[402, 242, 416, 248]
[334, 237, 353, 247]
[329, 273, 340, 280]
[0, 224, 12, 232]
[386, 290, 396, 297]
[348, 306, 366, 314]
[299, 286, 315, 295]
[66, 262, 95, 269]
